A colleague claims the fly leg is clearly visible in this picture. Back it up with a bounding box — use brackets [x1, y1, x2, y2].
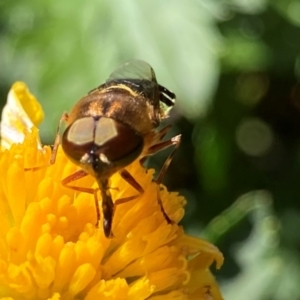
[50, 112, 69, 165]
[144, 133, 181, 223]
[98, 169, 144, 238]
[24, 112, 69, 171]
[61, 169, 101, 227]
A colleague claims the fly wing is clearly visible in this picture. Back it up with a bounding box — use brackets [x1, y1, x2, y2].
[108, 59, 156, 82]
[107, 60, 159, 116]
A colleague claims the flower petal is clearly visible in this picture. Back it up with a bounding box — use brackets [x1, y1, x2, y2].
[1, 82, 44, 149]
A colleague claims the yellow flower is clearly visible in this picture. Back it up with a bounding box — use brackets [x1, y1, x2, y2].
[0, 82, 224, 299]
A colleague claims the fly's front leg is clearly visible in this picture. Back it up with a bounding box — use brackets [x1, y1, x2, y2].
[99, 170, 145, 238]
[24, 112, 69, 171]
[114, 169, 144, 206]
[119, 169, 144, 194]
[50, 112, 69, 165]
[61, 169, 101, 227]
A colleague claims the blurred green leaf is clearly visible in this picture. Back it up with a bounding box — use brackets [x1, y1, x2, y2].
[193, 121, 231, 194]
[216, 191, 300, 300]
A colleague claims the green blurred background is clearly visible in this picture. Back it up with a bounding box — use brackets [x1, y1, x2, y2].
[1, 0, 300, 299]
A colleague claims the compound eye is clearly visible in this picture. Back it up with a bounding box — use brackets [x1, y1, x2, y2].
[62, 117, 95, 162]
[67, 117, 95, 145]
[62, 116, 144, 169]
[95, 117, 143, 165]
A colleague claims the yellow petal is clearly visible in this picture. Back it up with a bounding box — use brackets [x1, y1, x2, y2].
[1, 82, 44, 149]
[69, 263, 96, 295]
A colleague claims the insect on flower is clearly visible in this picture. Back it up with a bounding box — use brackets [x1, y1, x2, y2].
[51, 60, 181, 238]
